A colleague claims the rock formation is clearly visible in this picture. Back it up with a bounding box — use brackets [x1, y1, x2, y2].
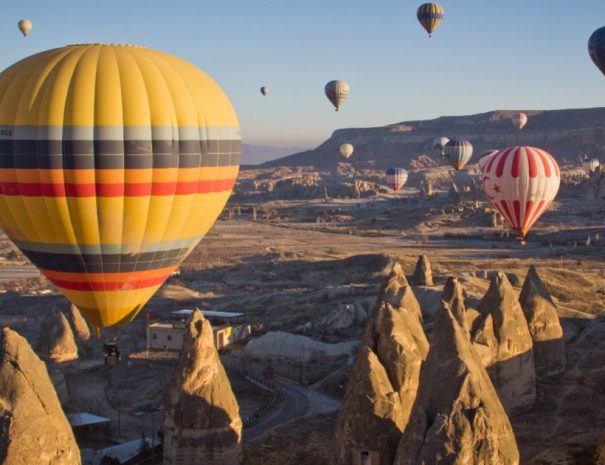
[411, 255, 433, 286]
[66, 304, 91, 343]
[449, 182, 460, 202]
[419, 177, 433, 198]
[519, 266, 566, 378]
[38, 308, 79, 363]
[374, 261, 422, 322]
[336, 263, 429, 465]
[394, 304, 520, 465]
[335, 345, 406, 465]
[163, 310, 242, 465]
[475, 272, 536, 415]
[0, 327, 80, 464]
[375, 303, 429, 419]
[441, 277, 467, 328]
[317, 302, 369, 332]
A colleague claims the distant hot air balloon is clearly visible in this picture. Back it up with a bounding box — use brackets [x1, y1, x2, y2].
[325, 80, 350, 111]
[582, 158, 600, 173]
[260, 86, 269, 96]
[385, 167, 408, 192]
[444, 138, 473, 170]
[482, 146, 560, 244]
[433, 136, 449, 158]
[512, 112, 528, 130]
[17, 19, 32, 37]
[417, 3, 444, 37]
[0, 44, 240, 330]
[340, 143, 354, 159]
[478, 149, 499, 173]
[588, 26, 605, 76]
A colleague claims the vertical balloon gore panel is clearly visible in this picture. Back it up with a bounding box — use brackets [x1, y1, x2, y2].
[0, 44, 240, 328]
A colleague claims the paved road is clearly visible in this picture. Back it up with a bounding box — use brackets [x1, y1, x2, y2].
[222, 355, 340, 442]
[243, 377, 312, 441]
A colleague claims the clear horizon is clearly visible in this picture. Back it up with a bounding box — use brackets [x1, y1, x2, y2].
[2, 1, 605, 148]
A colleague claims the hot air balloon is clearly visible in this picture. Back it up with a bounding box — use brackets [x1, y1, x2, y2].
[260, 86, 269, 96]
[582, 158, 600, 173]
[588, 26, 605, 76]
[444, 138, 473, 170]
[417, 3, 444, 37]
[482, 146, 560, 244]
[512, 112, 528, 130]
[340, 143, 354, 159]
[478, 149, 499, 173]
[385, 167, 408, 192]
[433, 136, 449, 158]
[325, 80, 350, 111]
[0, 44, 240, 330]
[17, 19, 32, 37]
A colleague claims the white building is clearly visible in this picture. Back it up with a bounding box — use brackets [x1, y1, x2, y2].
[146, 309, 252, 351]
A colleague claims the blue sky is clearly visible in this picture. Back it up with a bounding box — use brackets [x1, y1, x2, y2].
[2, 1, 605, 147]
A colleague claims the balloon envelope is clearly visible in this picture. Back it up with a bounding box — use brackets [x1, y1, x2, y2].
[433, 136, 449, 157]
[444, 138, 473, 170]
[417, 3, 444, 36]
[18, 19, 32, 37]
[589, 27, 605, 76]
[478, 149, 499, 173]
[260, 86, 269, 96]
[482, 146, 560, 241]
[0, 44, 240, 328]
[340, 143, 354, 159]
[512, 112, 528, 130]
[325, 80, 350, 111]
[385, 167, 408, 192]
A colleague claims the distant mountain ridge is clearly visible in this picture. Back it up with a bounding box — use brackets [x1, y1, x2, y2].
[242, 143, 309, 166]
[259, 108, 605, 169]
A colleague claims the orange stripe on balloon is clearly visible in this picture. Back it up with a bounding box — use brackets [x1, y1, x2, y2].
[50, 275, 168, 291]
[0, 167, 238, 184]
[42, 265, 176, 282]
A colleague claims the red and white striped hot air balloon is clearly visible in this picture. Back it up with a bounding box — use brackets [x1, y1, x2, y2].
[478, 149, 499, 173]
[482, 146, 560, 244]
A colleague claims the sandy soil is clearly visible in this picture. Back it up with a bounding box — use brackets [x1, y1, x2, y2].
[0, 175, 604, 462]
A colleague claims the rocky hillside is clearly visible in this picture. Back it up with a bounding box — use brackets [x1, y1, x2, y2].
[260, 108, 605, 170]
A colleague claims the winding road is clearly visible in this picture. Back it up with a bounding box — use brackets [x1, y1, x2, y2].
[221, 355, 340, 442]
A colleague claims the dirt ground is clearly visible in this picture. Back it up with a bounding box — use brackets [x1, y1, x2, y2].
[0, 173, 604, 462]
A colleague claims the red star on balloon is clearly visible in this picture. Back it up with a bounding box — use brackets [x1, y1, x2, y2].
[493, 184, 501, 194]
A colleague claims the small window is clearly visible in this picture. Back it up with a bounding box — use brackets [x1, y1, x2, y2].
[167, 335, 172, 341]
[152, 333, 157, 340]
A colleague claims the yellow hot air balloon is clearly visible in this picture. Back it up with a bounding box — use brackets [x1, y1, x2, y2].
[339, 143, 354, 159]
[0, 44, 240, 329]
[17, 19, 32, 37]
[417, 3, 444, 37]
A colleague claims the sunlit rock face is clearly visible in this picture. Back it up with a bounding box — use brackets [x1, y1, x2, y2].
[395, 304, 520, 465]
[37, 308, 79, 363]
[475, 272, 536, 416]
[411, 255, 433, 286]
[163, 310, 242, 465]
[519, 266, 565, 378]
[335, 262, 429, 465]
[0, 327, 81, 465]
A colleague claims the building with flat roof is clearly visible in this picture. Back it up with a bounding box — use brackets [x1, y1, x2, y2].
[146, 309, 251, 351]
